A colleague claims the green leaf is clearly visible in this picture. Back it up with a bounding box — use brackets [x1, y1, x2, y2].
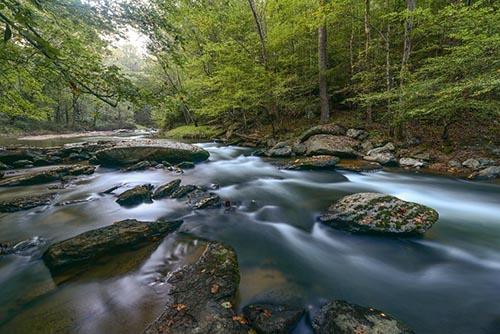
[4, 25, 12, 43]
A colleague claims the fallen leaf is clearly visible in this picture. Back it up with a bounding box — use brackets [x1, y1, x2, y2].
[211, 284, 220, 294]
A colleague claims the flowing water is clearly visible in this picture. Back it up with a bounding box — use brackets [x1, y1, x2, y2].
[0, 140, 499, 333]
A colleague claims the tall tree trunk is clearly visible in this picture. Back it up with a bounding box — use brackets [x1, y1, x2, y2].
[395, 0, 416, 139]
[248, 0, 278, 135]
[364, 0, 372, 126]
[319, 0, 330, 124]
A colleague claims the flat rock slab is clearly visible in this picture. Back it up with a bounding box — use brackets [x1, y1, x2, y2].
[144, 242, 246, 334]
[298, 124, 347, 143]
[243, 303, 304, 334]
[283, 155, 340, 170]
[313, 300, 415, 334]
[43, 219, 183, 273]
[0, 165, 95, 187]
[94, 140, 209, 166]
[152, 179, 182, 200]
[0, 193, 56, 212]
[319, 192, 439, 235]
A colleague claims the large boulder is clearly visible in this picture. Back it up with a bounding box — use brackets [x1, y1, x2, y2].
[319, 192, 439, 235]
[94, 140, 209, 166]
[312, 300, 415, 334]
[0, 165, 95, 187]
[144, 242, 246, 334]
[303, 135, 360, 158]
[363, 152, 397, 166]
[297, 124, 347, 143]
[267, 141, 294, 157]
[243, 304, 304, 334]
[0, 193, 56, 212]
[43, 219, 183, 273]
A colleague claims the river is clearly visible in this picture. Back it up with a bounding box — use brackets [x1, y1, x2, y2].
[0, 139, 499, 333]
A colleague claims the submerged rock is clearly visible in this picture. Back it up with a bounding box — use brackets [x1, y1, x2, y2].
[144, 242, 246, 334]
[312, 300, 415, 334]
[152, 179, 182, 200]
[176, 161, 196, 169]
[94, 140, 209, 166]
[0, 193, 56, 212]
[43, 219, 183, 273]
[243, 303, 304, 334]
[303, 135, 360, 158]
[319, 192, 439, 235]
[283, 155, 340, 170]
[116, 185, 152, 206]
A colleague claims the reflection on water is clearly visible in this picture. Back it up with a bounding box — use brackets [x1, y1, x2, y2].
[0, 142, 500, 333]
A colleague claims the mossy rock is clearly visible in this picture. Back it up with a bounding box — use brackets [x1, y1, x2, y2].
[319, 192, 439, 235]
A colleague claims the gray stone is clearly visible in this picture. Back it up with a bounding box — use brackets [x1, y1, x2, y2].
[43, 219, 182, 273]
[267, 141, 293, 157]
[176, 161, 196, 169]
[304, 135, 360, 158]
[312, 300, 415, 334]
[399, 158, 427, 168]
[319, 192, 439, 235]
[171, 184, 198, 199]
[462, 158, 481, 170]
[363, 153, 397, 166]
[367, 142, 396, 155]
[243, 304, 304, 334]
[144, 242, 246, 334]
[361, 141, 374, 152]
[346, 128, 368, 140]
[297, 124, 347, 143]
[447, 160, 462, 168]
[193, 194, 221, 210]
[412, 152, 431, 161]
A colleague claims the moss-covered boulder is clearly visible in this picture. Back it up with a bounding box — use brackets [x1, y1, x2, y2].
[313, 300, 415, 334]
[43, 219, 183, 274]
[94, 140, 209, 166]
[319, 192, 438, 235]
[144, 242, 246, 334]
[303, 135, 360, 158]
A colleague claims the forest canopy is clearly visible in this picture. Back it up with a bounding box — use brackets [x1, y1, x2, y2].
[0, 0, 499, 139]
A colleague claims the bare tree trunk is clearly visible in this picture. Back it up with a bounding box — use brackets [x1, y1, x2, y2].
[319, 0, 330, 124]
[364, 0, 372, 126]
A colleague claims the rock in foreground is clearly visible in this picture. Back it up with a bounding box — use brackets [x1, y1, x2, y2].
[313, 300, 415, 334]
[319, 192, 438, 235]
[144, 242, 246, 334]
[94, 140, 209, 166]
[243, 303, 304, 334]
[116, 184, 152, 206]
[43, 219, 183, 273]
[0, 165, 95, 187]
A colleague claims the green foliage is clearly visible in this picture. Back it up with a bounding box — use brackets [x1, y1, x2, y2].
[163, 125, 218, 139]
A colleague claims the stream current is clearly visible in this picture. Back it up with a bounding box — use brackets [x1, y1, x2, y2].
[0, 140, 499, 333]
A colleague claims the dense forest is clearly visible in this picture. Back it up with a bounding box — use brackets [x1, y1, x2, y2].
[1, 0, 499, 143]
